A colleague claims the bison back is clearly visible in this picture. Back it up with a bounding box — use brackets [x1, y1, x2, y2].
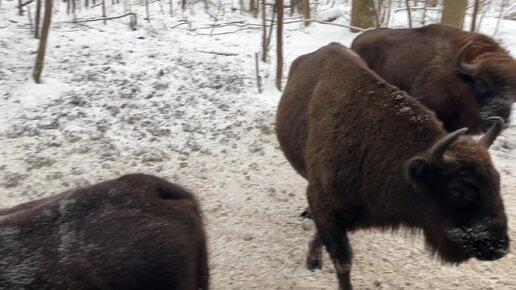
[0, 174, 209, 290]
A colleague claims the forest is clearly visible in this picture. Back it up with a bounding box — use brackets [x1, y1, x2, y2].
[0, 0, 515, 289]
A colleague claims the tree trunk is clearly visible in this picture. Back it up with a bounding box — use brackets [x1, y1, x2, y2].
[470, 0, 480, 31]
[426, 0, 438, 7]
[33, 0, 53, 84]
[261, 0, 267, 62]
[350, 0, 375, 32]
[182, 0, 186, 10]
[441, 0, 467, 28]
[102, 0, 107, 24]
[250, 0, 258, 17]
[35, 0, 41, 38]
[405, 0, 412, 28]
[302, 0, 310, 26]
[145, 0, 150, 22]
[18, 0, 23, 15]
[276, 0, 283, 91]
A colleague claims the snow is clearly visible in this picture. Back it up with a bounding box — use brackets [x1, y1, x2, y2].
[1, 0, 516, 289]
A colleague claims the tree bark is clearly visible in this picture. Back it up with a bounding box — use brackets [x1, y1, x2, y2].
[441, 0, 467, 28]
[350, 0, 375, 32]
[33, 0, 52, 84]
[276, 0, 283, 91]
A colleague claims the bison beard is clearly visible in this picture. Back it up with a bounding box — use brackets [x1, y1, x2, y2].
[351, 24, 516, 134]
[276, 42, 509, 290]
[0, 174, 209, 290]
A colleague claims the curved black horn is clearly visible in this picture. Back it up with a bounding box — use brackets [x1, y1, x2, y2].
[479, 116, 504, 148]
[456, 42, 480, 76]
[430, 128, 469, 167]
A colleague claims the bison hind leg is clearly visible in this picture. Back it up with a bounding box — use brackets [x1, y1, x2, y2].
[299, 207, 313, 220]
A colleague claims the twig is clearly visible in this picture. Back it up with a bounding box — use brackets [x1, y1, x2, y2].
[171, 20, 189, 29]
[193, 27, 259, 35]
[20, 0, 34, 7]
[195, 50, 239, 56]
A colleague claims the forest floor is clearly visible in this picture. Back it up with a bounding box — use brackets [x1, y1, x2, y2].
[1, 1, 516, 289]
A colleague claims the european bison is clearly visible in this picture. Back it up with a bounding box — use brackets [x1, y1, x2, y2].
[0, 174, 209, 290]
[351, 23, 516, 134]
[276, 42, 509, 290]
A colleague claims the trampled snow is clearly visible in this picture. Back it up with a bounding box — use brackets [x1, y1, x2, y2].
[1, 1, 515, 289]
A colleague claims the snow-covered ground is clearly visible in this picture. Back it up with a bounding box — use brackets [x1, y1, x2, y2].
[1, 1, 516, 289]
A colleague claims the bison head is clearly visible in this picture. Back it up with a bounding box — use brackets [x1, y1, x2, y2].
[406, 117, 509, 263]
[456, 43, 516, 129]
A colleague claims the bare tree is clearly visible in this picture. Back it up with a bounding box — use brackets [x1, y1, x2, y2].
[33, 0, 53, 84]
[102, 0, 107, 24]
[290, 0, 300, 16]
[261, 0, 267, 62]
[351, 0, 375, 32]
[441, 0, 467, 28]
[405, 0, 412, 27]
[470, 0, 481, 31]
[276, 0, 283, 91]
[250, 0, 258, 17]
[302, 0, 310, 26]
[18, 0, 23, 15]
[145, 0, 151, 22]
[35, 0, 41, 38]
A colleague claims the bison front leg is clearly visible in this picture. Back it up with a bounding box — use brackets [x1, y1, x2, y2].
[307, 188, 354, 290]
[318, 226, 353, 290]
[306, 233, 323, 270]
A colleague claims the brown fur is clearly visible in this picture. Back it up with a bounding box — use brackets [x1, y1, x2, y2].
[0, 174, 209, 290]
[351, 24, 516, 134]
[276, 42, 509, 289]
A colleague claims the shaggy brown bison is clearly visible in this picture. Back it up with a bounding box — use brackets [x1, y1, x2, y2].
[0, 174, 209, 290]
[276, 42, 509, 290]
[351, 23, 516, 134]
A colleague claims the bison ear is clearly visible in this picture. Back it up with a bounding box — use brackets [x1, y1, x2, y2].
[406, 158, 433, 184]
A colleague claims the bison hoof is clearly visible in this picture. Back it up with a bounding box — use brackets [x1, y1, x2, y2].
[299, 209, 312, 220]
[306, 257, 322, 271]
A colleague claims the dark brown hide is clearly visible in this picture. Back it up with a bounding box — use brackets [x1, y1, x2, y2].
[351, 24, 516, 134]
[276, 42, 509, 289]
[0, 174, 209, 290]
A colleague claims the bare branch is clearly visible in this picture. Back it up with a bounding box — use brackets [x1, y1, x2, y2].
[69, 13, 137, 24]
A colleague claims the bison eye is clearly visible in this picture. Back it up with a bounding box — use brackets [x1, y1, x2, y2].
[448, 186, 475, 207]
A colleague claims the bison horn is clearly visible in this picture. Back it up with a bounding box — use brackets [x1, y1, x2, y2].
[456, 42, 480, 76]
[430, 128, 469, 167]
[479, 116, 504, 148]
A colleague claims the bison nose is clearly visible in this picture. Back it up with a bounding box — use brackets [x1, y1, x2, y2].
[473, 234, 510, 261]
